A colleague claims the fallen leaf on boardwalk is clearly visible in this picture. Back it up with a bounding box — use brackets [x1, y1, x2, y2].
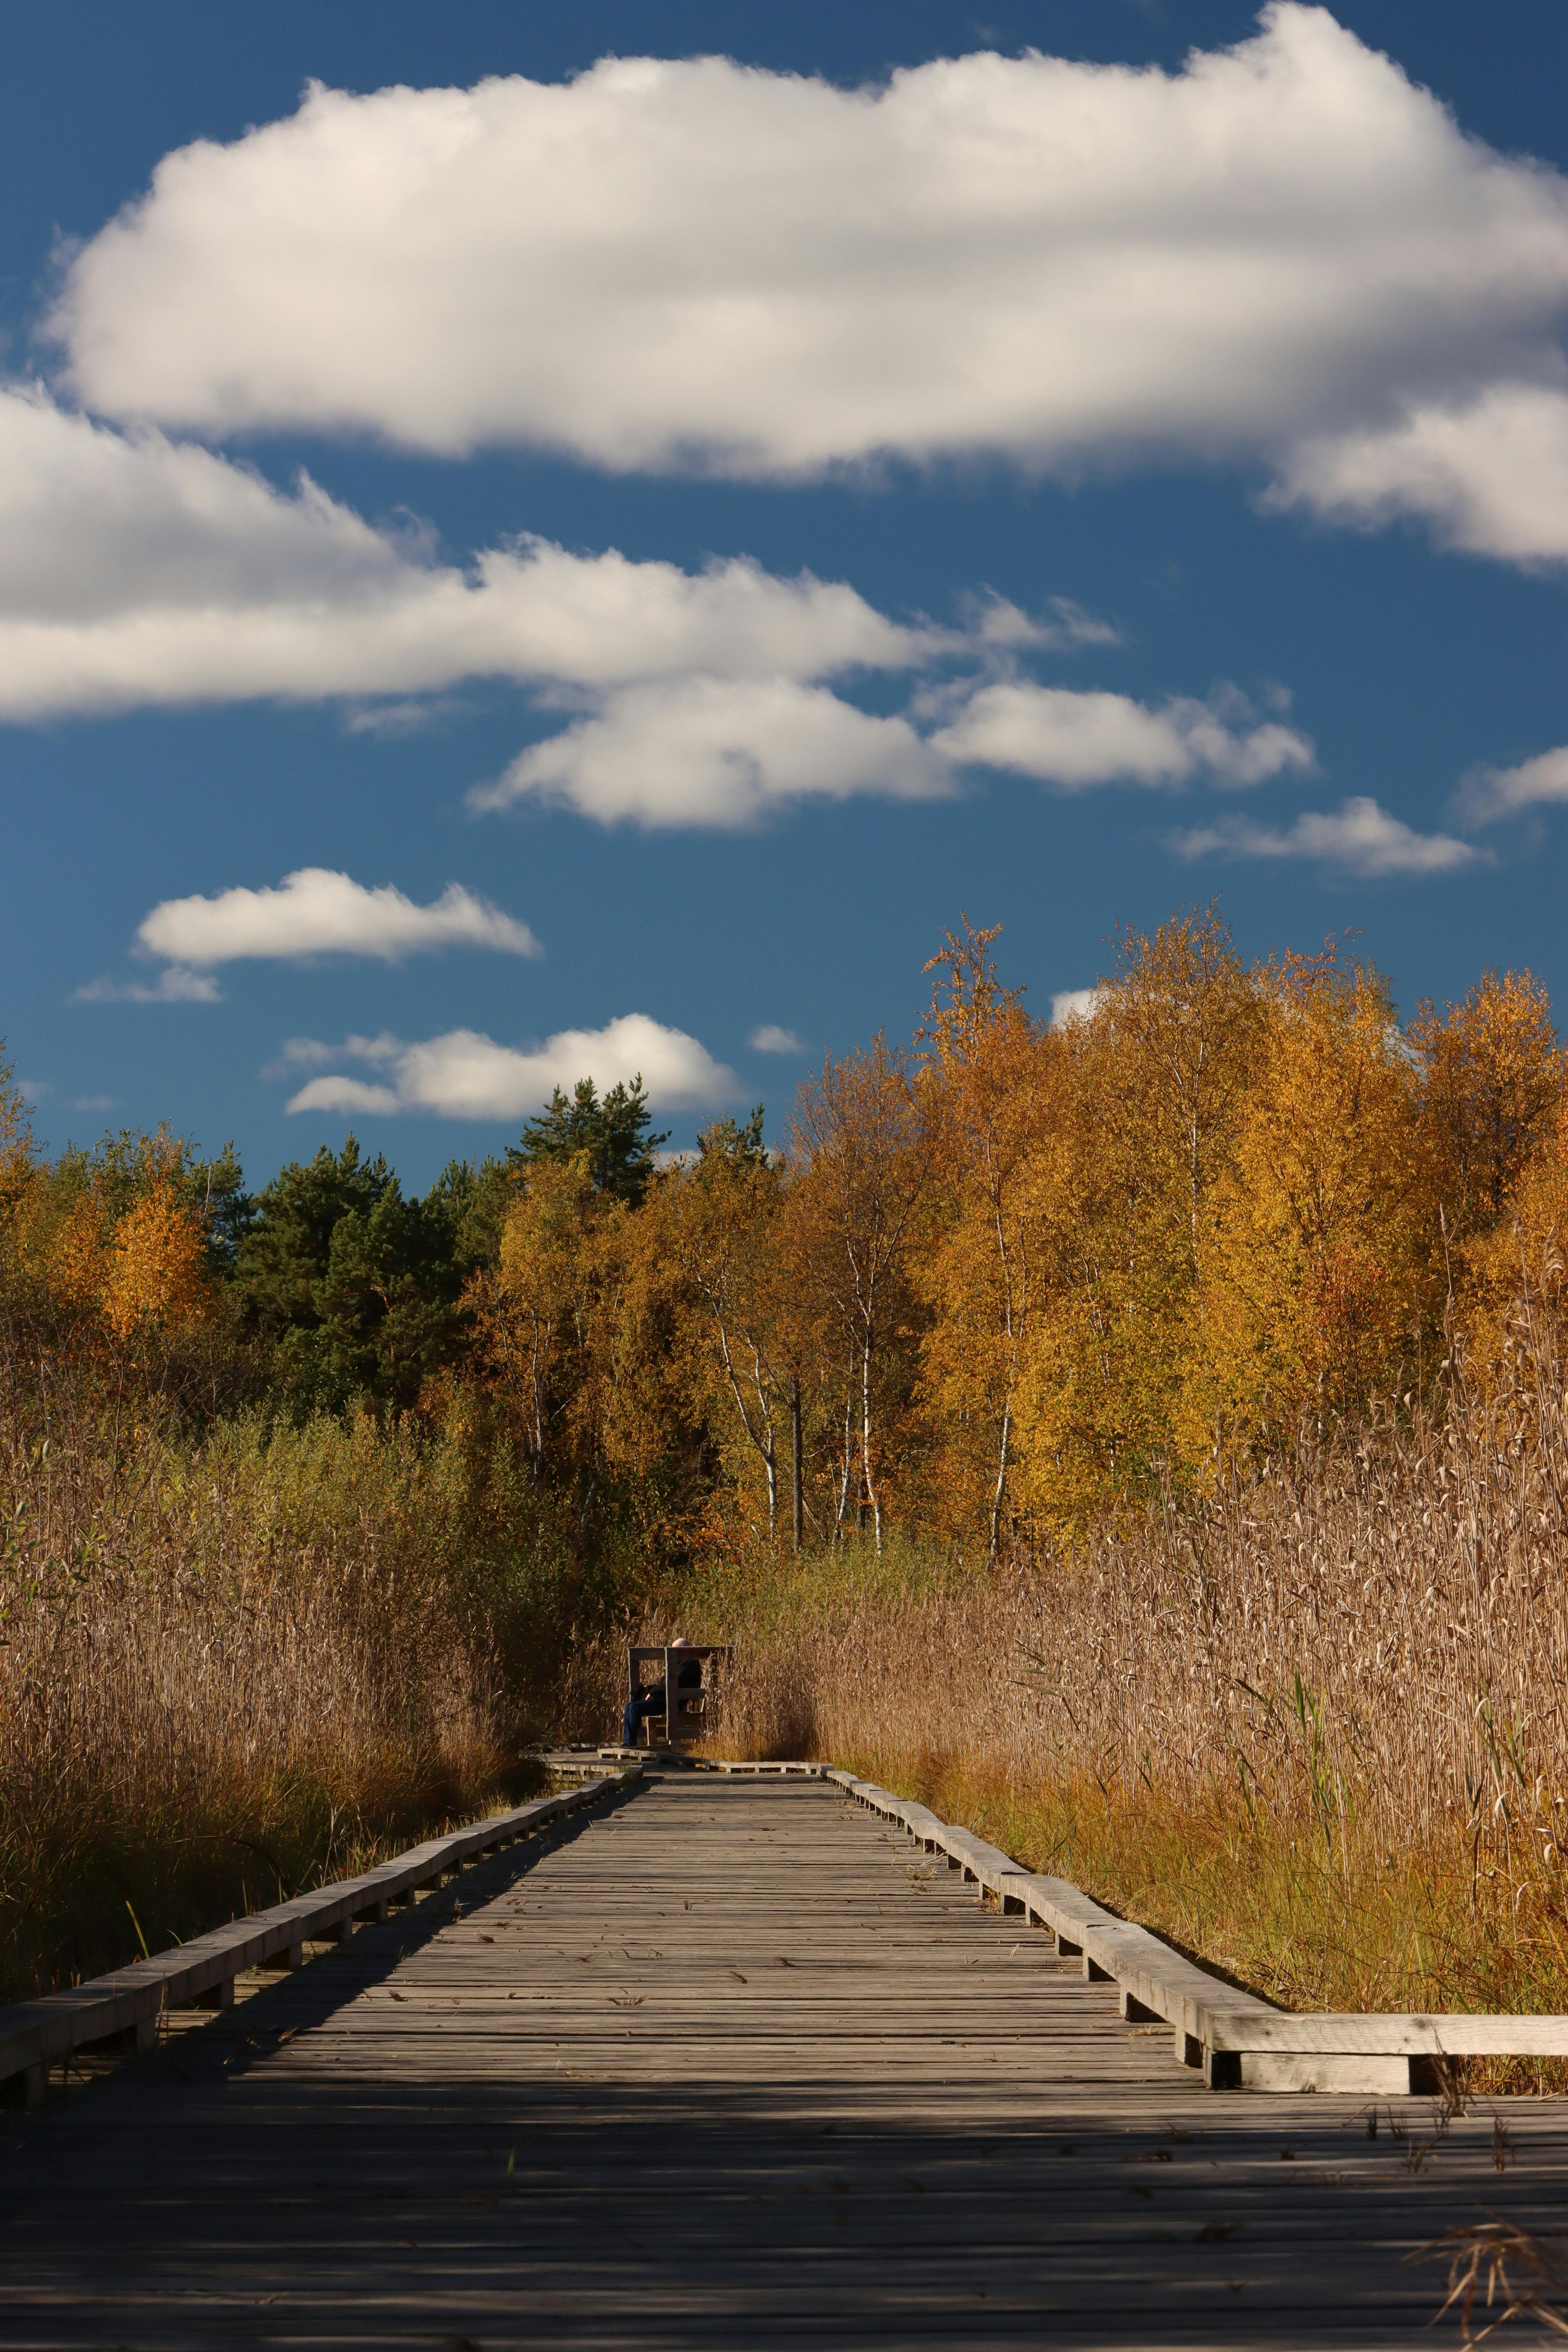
[777, 1956, 795, 1967]
[276, 2029, 296, 2045]
[479, 1935, 495, 1944]
[730, 1970, 748, 1984]
[1195, 2220, 1241, 2243]
[389, 1992, 407, 2003]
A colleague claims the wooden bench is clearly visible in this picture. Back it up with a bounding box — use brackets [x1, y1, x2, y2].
[627, 1644, 732, 1749]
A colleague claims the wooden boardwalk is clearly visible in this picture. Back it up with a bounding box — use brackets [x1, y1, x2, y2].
[2, 1774, 1566, 2347]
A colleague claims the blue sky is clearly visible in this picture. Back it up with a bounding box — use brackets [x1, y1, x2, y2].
[3, 1, 1566, 1189]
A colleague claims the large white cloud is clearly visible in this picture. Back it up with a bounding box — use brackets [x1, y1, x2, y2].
[476, 674, 1313, 826]
[0, 385, 1302, 825]
[136, 868, 539, 965]
[47, 6, 1568, 564]
[0, 388, 926, 721]
[1173, 794, 1482, 876]
[281, 1014, 737, 1120]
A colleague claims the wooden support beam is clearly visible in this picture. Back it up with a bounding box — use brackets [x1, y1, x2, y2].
[829, 1768, 1568, 2096]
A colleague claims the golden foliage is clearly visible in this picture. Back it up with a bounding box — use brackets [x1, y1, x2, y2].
[102, 1179, 212, 1340]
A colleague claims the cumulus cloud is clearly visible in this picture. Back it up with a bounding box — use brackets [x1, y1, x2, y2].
[929, 682, 1313, 791]
[136, 867, 539, 966]
[1172, 794, 1482, 876]
[281, 1014, 737, 1120]
[749, 1025, 805, 1055]
[47, 7, 1568, 569]
[476, 676, 953, 826]
[0, 390, 929, 721]
[0, 385, 1319, 825]
[1049, 987, 1105, 1028]
[963, 592, 1122, 653]
[1269, 385, 1568, 567]
[1455, 743, 1568, 826]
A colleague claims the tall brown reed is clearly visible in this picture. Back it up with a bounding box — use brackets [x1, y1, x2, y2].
[0, 1380, 518, 2002]
[615, 1332, 1568, 2028]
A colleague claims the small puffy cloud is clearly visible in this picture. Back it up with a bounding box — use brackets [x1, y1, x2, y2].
[283, 1013, 736, 1120]
[929, 682, 1313, 791]
[136, 867, 539, 966]
[50, 8, 1568, 574]
[1173, 794, 1483, 877]
[749, 1024, 805, 1055]
[963, 592, 1121, 654]
[475, 675, 952, 827]
[1050, 987, 1104, 1028]
[73, 964, 222, 1004]
[1268, 385, 1568, 567]
[266, 1031, 403, 1081]
[1455, 743, 1568, 826]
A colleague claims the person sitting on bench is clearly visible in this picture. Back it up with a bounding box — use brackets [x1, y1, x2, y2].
[622, 1635, 703, 1746]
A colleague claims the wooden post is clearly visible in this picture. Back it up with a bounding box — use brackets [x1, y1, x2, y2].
[790, 1376, 803, 1554]
[665, 1646, 676, 1749]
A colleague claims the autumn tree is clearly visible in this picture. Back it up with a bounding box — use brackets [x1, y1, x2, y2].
[471, 1126, 699, 1552]
[914, 921, 1063, 1554]
[1009, 908, 1266, 1529]
[1412, 971, 1564, 1242]
[673, 1109, 793, 1542]
[101, 1133, 215, 1343]
[0, 1044, 34, 1243]
[1194, 948, 1436, 1448]
[783, 1037, 932, 1553]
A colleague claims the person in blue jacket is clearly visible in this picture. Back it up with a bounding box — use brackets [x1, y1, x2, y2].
[622, 1636, 702, 1746]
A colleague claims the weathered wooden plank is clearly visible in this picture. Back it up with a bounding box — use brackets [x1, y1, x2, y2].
[5, 1772, 1564, 2350]
[0, 1772, 636, 2098]
[1207, 2010, 1568, 2057]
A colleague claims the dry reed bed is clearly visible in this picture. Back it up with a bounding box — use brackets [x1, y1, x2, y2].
[623, 1359, 1568, 2024]
[0, 1394, 512, 2003]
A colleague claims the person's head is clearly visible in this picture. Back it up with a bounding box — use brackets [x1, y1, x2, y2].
[670, 1631, 689, 1648]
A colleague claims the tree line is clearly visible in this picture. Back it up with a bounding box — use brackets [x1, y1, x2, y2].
[5, 904, 1567, 1567]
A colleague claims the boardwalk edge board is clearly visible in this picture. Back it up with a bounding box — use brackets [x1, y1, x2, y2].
[542, 1748, 825, 1777]
[827, 1768, 1568, 2093]
[0, 1769, 639, 2110]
